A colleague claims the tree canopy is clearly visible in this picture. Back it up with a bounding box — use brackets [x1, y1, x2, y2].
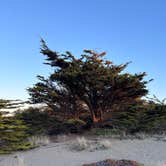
[28, 40, 150, 123]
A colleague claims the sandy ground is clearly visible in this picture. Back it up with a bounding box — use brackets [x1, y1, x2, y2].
[0, 136, 166, 166]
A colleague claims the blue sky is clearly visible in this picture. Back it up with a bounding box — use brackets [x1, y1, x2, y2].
[0, 0, 166, 100]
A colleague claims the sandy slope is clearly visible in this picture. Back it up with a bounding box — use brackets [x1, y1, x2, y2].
[0, 137, 166, 166]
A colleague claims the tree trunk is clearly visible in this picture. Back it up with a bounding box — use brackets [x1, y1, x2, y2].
[87, 103, 103, 123]
[98, 108, 103, 122]
[91, 109, 103, 123]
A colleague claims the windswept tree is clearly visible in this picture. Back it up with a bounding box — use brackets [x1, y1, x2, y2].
[28, 40, 150, 123]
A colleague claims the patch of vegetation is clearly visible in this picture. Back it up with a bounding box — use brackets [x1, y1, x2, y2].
[15, 107, 63, 135]
[141, 104, 166, 133]
[0, 116, 33, 154]
[15, 108, 87, 135]
[64, 118, 86, 133]
[94, 100, 166, 135]
[90, 128, 122, 136]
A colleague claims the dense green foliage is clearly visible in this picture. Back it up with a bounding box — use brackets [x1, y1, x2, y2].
[15, 108, 87, 135]
[28, 40, 150, 123]
[0, 116, 32, 154]
[64, 118, 86, 133]
[99, 100, 166, 134]
[15, 107, 62, 135]
[142, 103, 166, 133]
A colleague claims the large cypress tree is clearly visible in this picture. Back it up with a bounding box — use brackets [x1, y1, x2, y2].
[28, 40, 150, 123]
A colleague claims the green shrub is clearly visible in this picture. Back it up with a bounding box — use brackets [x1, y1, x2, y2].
[15, 107, 55, 135]
[15, 107, 67, 135]
[47, 118, 65, 135]
[80, 115, 93, 129]
[102, 103, 166, 134]
[111, 109, 143, 133]
[141, 105, 166, 133]
[64, 118, 86, 133]
[0, 116, 33, 154]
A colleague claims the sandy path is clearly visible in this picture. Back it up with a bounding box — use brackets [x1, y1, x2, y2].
[0, 138, 166, 166]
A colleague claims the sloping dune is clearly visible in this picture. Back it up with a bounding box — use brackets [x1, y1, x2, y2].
[0, 137, 166, 166]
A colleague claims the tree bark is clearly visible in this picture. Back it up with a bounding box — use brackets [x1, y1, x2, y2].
[86, 101, 103, 123]
[91, 109, 103, 123]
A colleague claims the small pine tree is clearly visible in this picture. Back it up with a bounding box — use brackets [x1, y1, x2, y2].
[0, 116, 32, 154]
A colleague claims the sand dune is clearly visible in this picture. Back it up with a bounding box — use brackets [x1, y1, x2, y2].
[0, 136, 166, 166]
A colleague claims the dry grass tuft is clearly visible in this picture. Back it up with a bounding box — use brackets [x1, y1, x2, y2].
[17, 155, 25, 166]
[70, 137, 89, 151]
[70, 137, 111, 152]
[28, 135, 50, 147]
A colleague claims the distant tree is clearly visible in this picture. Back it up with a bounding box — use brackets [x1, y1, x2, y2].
[28, 39, 150, 123]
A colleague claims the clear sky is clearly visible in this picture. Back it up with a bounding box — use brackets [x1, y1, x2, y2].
[0, 0, 166, 100]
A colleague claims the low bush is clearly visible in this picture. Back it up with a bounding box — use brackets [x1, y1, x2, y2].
[64, 118, 86, 133]
[15, 108, 87, 135]
[15, 107, 50, 135]
[0, 116, 33, 154]
[80, 115, 93, 129]
[101, 103, 166, 134]
[141, 107, 166, 134]
[15, 107, 62, 135]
